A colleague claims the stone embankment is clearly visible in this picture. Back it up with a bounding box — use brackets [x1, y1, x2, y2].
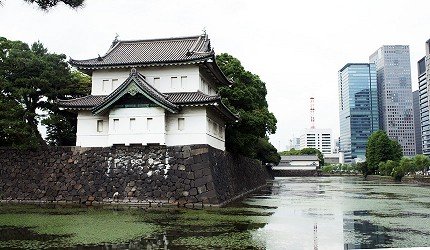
[0, 145, 272, 207]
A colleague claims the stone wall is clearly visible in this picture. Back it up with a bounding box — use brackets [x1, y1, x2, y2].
[0, 145, 271, 206]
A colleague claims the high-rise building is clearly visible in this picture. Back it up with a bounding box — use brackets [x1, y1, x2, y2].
[286, 137, 301, 151]
[413, 90, 423, 154]
[418, 40, 430, 155]
[338, 63, 379, 163]
[299, 128, 332, 156]
[370, 46, 416, 156]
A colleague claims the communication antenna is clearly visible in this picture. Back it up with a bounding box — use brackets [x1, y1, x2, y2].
[310, 97, 315, 129]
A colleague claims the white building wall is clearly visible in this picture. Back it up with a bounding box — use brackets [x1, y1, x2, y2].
[206, 108, 226, 150]
[166, 107, 207, 147]
[108, 107, 166, 146]
[76, 111, 109, 147]
[300, 128, 333, 155]
[76, 106, 227, 150]
[91, 65, 201, 95]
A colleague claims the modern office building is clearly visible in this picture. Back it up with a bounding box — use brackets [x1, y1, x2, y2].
[286, 137, 301, 151]
[338, 63, 379, 163]
[418, 40, 430, 155]
[299, 128, 332, 156]
[369, 45, 416, 156]
[413, 90, 423, 154]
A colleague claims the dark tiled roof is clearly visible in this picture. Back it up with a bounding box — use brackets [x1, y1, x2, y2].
[166, 91, 220, 104]
[58, 92, 220, 108]
[70, 35, 213, 68]
[57, 95, 105, 109]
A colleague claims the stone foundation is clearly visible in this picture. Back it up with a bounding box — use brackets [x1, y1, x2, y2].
[0, 145, 271, 206]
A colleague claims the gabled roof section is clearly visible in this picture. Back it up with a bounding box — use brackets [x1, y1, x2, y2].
[92, 69, 179, 115]
[57, 95, 105, 110]
[165, 91, 220, 104]
[70, 34, 213, 69]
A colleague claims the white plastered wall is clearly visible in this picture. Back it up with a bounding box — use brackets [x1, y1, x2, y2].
[108, 107, 166, 146]
[91, 65, 201, 95]
[166, 106, 208, 147]
[76, 111, 109, 147]
[205, 108, 226, 150]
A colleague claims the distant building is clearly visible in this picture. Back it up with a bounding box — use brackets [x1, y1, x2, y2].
[324, 153, 341, 164]
[418, 40, 430, 156]
[338, 63, 379, 163]
[286, 137, 301, 151]
[299, 128, 332, 156]
[369, 45, 416, 156]
[272, 155, 319, 170]
[413, 90, 423, 154]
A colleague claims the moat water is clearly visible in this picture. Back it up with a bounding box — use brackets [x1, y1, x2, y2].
[0, 177, 429, 249]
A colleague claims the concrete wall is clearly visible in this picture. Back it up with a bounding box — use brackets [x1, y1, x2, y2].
[0, 145, 271, 206]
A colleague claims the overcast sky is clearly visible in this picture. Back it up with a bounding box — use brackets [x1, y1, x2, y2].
[1, 0, 430, 150]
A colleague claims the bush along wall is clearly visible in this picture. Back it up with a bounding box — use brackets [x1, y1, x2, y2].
[0, 145, 271, 207]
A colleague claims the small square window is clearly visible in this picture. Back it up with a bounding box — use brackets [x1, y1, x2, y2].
[130, 118, 136, 131]
[178, 118, 185, 131]
[97, 120, 103, 132]
[113, 119, 119, 132]
[147, 118, 153, 131]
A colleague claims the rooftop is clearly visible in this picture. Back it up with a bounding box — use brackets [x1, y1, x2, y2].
[70, 34, 213, 69]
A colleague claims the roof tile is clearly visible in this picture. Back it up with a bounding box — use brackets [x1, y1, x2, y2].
[70, 35, 213, 68]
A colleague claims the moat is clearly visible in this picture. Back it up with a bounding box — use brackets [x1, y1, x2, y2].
[0, 177, 429, 249]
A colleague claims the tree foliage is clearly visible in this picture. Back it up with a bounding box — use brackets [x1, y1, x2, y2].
[0, 37, 90, 148]
[413, 154, 430, 173]
[280, 147, 324, 166]
[216, 53, 279, 165]
[0, 0, 84, 10]
[365, 130, 403, 175]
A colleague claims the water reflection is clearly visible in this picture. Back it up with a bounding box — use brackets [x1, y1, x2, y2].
[0, 177, 429, 249]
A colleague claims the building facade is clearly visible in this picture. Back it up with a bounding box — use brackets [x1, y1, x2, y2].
[418, 40, 430, 155]
[299, 128, 332, 155]
[338, 63, 379, 163]
[413, 90, 423, 154]
[369, 45, 416, 156]
[59, 34, 237, 150]
[272, 155, 320, 171]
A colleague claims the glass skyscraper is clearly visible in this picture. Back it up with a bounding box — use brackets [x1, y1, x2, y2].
[418, 40, 430, 155]
[370, 46, 416, 156]
[338, 63, 379, 163]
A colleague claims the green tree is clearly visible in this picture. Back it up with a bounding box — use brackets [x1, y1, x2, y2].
[378, 160, 398, 176]
[0, 37, 90, 147]
[42, 71, 91, 146]
[280, 147, 324, 166]
[413, 154, 430, 173]
[389, 140, 403, 162]
[300, 148, 324, 166]
[365, 130, 403, 176]
[392, 164, 405, 181]
[0, 0, 84, 10]
[399, 157, 414, 175]
[0, 96, 39, 149]
[279, 148, 301, 156]
[216, 53, 279, 164]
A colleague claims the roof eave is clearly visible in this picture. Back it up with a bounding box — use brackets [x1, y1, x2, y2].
[70, 56, 213, 70]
